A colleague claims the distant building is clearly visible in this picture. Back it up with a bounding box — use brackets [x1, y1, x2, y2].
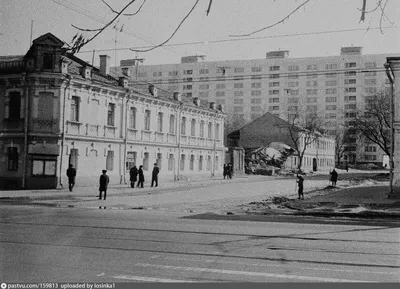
[114, 48, 393, 166]
[227, 113, 335, 172]
[0, 33, 226, 190]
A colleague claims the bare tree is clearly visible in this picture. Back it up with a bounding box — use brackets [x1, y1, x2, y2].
[224, 110, 247, 146]
[287, 106, 325, 172]
[331, 125, 347, 166]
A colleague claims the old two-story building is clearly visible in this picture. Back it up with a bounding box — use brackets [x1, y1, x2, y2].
[227, 113, 335, 173]
[0, 33, 226, 190]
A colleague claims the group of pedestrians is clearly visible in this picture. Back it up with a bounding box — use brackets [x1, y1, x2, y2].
[223, 163, 233, 179]
[295, 168, 340, 200]
[129, 163, 159, 188]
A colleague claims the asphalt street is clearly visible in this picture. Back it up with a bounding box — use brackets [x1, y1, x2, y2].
[1, 205, 399, 283]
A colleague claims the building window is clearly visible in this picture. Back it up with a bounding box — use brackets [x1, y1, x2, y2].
[269, 98, 279, 103]
[288, 65, 299, 71]
[234, 107, 243, 112]
[169, 114, 175, 134]
[43, 53, 53, 70]
[268, 90, 279, 95]
[200, 120, 205, 137]
[251, 98, 262, 104]
[168, 154, 174, 171]
[199, 92, 209, 98]
[199, 69, 209, 74]
[180, 154, 185, 171]
[70, 96, 80, 122]
[129, 107, 136, 129]
[208, 122, 212, 138]
[306, 89, 318, 95]
[183, 85, 192, 90]
[306, 80, 318, 87]
[143, 152, 149, 171]
[325, 88, 337, 94]
[216, 91, 225, 97]
[144, 109, 151, 130]
[288, 81, 299, 87]
[207, 156, 211, 171]
[215, 123, 220, 139]
[345, 79, 357, 85]
[288, 73, 299, 79]
[234, 67, 244, 73]
[269, 66, 280, 71]
[252, 67, 262, 72]
[7, 147, 18, 171]
[126, 151, 137, 171]
[5, 91, 22, 119]
[325, 80, 337, 86]
[345, 62, 357, 68]
[325, 63, 338, 70]
[107, 103, 115, 126]
[234, 83, 244, 88]
[325, 72, 337, 78]
[216, 84, 226, 89]
[199, 84, 209, 89]
[32, 159, 56, 176]
[157, 112, 163, 132]
[269, 74, 279, 79]
[345, 87, 356, 93]
[345, 71, 357, 77]
[306, 64, 317, 70]
[252, 90, 262, 96]
[345, 95, 357, 102]
[190, 155, 195, 171]
[234, 99, 244, 104]
[183, 69, 193, 75]
[191, 119, 196, 136]
[325, 97, 337, 102]
[181, 117, 187, 135]
[306, 73, 318, 79]
[234, 91, 244, 97]
[199, 155, 203, 171]
[269, 82, 279, 87]
[215, 156, 219, 171]
[106, 150, 114, 171]
[168, 71, 178, 76]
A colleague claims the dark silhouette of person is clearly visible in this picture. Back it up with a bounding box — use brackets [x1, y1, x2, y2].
[66, 164, 76, 192]
[223, 164, 228, 179]
[151, 163, 160, 187]
[345, 163, 349, 172]
[227, 163, 233, 179]
[137, 165, 144, 188]
[98, 170, 109, 200]
[297, 174, 304, 200]
[129, 165, 138, 188]
[330, 169, 338, 187]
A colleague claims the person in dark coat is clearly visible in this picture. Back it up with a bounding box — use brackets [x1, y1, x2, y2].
[227, 163, 233, 179]
[66, 164, 77, 192]
[98, 170, 109, 200]
[151, 163, 160, 187]
[330, 169, 338, 187]
[137, 165, 144, 188]
[296, 174, 304, 200]
[129, 165, 138, 188]
[223, 164, 227, 179]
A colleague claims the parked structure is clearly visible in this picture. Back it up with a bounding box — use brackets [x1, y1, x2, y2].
[0, 33, 226, 190]
[227, 113, 335, 173]
[114, 48, 393, 166]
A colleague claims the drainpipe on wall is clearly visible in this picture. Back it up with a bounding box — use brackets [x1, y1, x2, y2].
[21, 72, 29, 189]
[175, 103, 182, 181]
[123, 92, 130, 184]
[59, 75, 71, 188]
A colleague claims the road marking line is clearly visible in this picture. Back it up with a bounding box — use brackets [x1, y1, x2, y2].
[135, 263, 368, 282]
[114, 275, 200, 283]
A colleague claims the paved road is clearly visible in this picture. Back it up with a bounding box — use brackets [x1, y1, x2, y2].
[1, 205, 399, 282]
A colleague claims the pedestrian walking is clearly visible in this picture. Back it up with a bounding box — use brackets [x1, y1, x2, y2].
[98, 170, 109, 200]
[227, 163, 233, 179]
[150, 163, 159, 187]
[223, 164, 228, 179]
[66, 164, 76, 192]
[296, 174, 304, 200]
[330, 169, 338, 187]
[137, 165, 144, 188]
[345, 163, 349, 172]
[129, 165, 138, 188]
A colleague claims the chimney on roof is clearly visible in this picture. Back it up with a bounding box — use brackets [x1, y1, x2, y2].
[173, 92, 182, 102]
[149, 84, 158, 97]
[121, 67, 131, 77]
[99, 55, 110, 75]
[217, 104, 224, 112]
[209, 102, 216, 110]
[193, 97, 200, 106]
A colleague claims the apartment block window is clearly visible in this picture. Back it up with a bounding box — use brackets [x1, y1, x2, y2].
[251, 106, 262, 112]
[129, 107, 136, 129]
[345, 87, 356, 93]
[252, 90, 262, 96]
[234, 67, 244, 73]
[345, 104, 357, 110]
[180, 154, 185, 171]
[252, 67, 262, 72]
[153, 71, 162, 77]
[365, 62, 377, 69]
[107, 103, 115, 126]
[325, 88, 337, 94]
[268, 90, 279, 95]
[216, 91, 225, 97]
[208, 122, 212, 138]
[199, 69, 209, 74]
[345, 112, 356, 118]
[364, 155, 377, 161]
[169, 71, 178, 76]
[181, 117, 187, 135]
[269, 106, 279, 111]
[365, 87, 377, 94]
[183, 77, 193, 82]
[269, 82, 279, 87]
[306, 89, 318, 95]
[199, 77, 209, 81]
[189, 155, 195, 171]
[183, 69, 193, 75]
[365, 79, 377, 85]
[365, 146, 377, 152]
[326, 105, 337, 110]
[5, 91, 23, 120]
[216, 84, 226, 89]
[32, 159, 56, 176]
[169, 114, 175, 134]
[345, 95, 356, 101]
[251, 98, 262, 104]
[234, 83, 244, 89]
[364, 71, 376, 77]
[344, 79, 356, 85]
[200, 120, 205, 137]
[269, 98, 279, 103]
[106, 150, 114, 171]
[325, 97, 337, 102]
[345, 62, 357, 68]
[199, 92, 209, 98]
[234, 107, 243, 112]
[43, 53, 53, 69]
[168, 85, 178, 91]
[269, 66, 280, 71]
[70, 96, 80, 122]
[269, 74, 279, 79]
[7, 147, 18, 171]
[288, 73, 299, 79]
[306, 64, 317, 70]
[325, 72, 337, 78]
[306, 73, 318, 79]
[198, 155, 203, 171]
[125, 151, 137, 171]
[234, 99, 244, 104]
[183, 92, 192, 98]
[234, 76, 244, 82]
[325, 63, 338, 70]
[306, 80, 318, 87]
[183, 85, 192, 90]
[288, 65, 299, 71]
[216, 99, 225, 105]
[288, 98, 299, 104]
[251, 75, 262, 80]
[157, 112, 163, 132]
[325, 113, 337, 119]
[234, 91, 244, 97]
[191, 119, 196, 136]
[215, 123, 220, 139]
[288, 81, 299, 87]
[307, 97, 317, 103]
[345, 71, 357, 77]
[325, 80, 337, 86]
[142, 109, 150, 130]
[168, 154, 174, 171]
[168, 79, 179, 84]
[252, 82, 262, 88]
[289, 89, 299, 95]
[138, 72, 147, 77]
[199, 84, 209, 89]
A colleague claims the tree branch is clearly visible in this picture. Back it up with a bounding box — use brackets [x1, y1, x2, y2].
[101, 0, 146, 16]
[229, 0, 311, 37]
[206, 0, 213, 16]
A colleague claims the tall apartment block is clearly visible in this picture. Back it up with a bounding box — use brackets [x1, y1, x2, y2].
[115, 47, 395, 165]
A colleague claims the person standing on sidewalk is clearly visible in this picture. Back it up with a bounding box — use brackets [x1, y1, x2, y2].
[330, 169, 338, 187]
[98, 170, 109, 200]
[137, 165, 145, 188]
[151, 163, 159, 187]
[66, 164, 76, 192]
[223, 164, 228, 179]
[227, 163, 233, 179]
[296, 174, 304, 200]
[129, 165, 138, 188]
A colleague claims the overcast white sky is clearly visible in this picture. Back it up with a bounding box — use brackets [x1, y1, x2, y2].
[1, 0, 400, 66]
